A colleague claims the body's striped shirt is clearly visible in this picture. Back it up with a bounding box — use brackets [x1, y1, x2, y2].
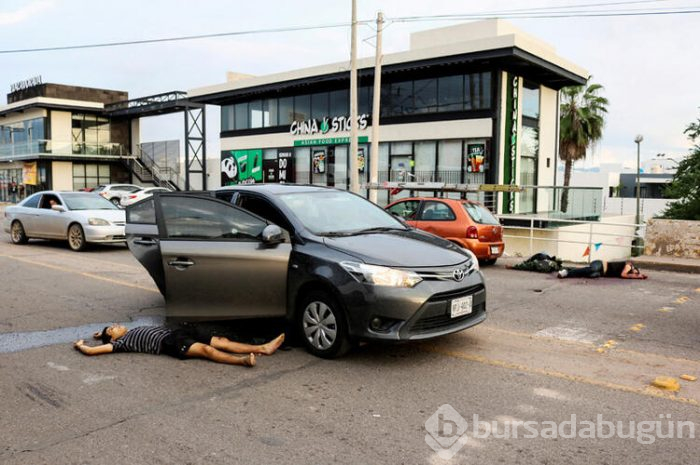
[111, 326, 172, 354]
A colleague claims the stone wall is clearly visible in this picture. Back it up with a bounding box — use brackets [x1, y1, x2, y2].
[644, 219, 700, 258]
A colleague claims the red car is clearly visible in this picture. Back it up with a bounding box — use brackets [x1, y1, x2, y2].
[385, 197, 504, 264]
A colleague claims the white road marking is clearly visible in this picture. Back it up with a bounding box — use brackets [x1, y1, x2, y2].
[533, 387, 569, 401]
[534, 326, 600, 344]
[47, 362, 69, 371]
[82, 374, 116, 385]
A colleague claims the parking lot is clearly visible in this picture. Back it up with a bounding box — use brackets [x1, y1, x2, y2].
[1, 236, 699, 464]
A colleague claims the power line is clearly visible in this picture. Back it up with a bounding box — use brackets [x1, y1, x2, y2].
[0, 21, 369, 55]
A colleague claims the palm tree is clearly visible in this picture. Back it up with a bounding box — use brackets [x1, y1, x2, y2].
[558, 80, 608, 212]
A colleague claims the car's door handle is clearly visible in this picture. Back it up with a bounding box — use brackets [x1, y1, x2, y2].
[134, 238, 157, 246]
[168, 258, 195, 268]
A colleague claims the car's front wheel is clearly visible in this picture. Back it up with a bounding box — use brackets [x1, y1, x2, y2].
[10, 221, 28, 244]
[298, 290, 350, 359]
[67, 223, 87, 251]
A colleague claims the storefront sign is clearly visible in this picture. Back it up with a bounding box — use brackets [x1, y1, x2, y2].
[294, 136, 368, 147]
[10, 75, 42, 93]
[220, 149, 263, 186]
[290, 114, 369, 136]
[277, 150, 294, 183]
[357, 148, 365, 173]
[22, 162, 38, 185]
[312, 151, 326, 174]
[502, 74, 519, 213]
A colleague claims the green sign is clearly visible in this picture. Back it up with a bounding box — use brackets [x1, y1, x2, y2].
[294, 136, 369, 147]
[220, 149, 263, 185]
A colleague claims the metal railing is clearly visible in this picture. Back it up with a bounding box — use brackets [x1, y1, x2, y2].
[501, 216, 645, 262]
[0, 139, 132, 160]
[104, 91, 188, 112]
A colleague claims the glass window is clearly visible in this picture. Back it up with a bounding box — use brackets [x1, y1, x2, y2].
[413, 79, 437, 114]
[391, 142, 413, 155]
[294, 147, 310, 184]
[380, 83, 392, 117]
[73, 164, 85, 176]
[98, 164, 110, 177]
[438, 75, 463, 111]
[293, 94, 310, 122]
[86, 164, 98, 177]
[522, 82, 540, 119]
[418, 201, 456, 221]
[127, 198, 156, 224]
[311, 93, 328, 120]
[463, 202, 499, 225]
[249, 100, 263, 129]
[329, 89, 349, 117]
[263, 149, 277, 160]
[221, 105, 234, 131]
[438, 140, 462, 183]
[234, 103, 248, 130]
[390, 81, 413, 115]
[465, 72, 492, 110]
[161, 196, 267, 240]
[61, 193, 117, 210]
[264, 99, 278, 127]
[359, 86, 372, 115]
[22, 193, 41, 208]
[278, 97, 294, 125]
[387, 199, 420, 220]
[414, 141, 436, 181]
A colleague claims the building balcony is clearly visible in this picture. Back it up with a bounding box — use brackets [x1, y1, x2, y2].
[0, 140, 133, 161]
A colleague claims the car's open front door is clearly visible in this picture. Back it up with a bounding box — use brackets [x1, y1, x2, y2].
[149, 193, 291, 319]
[125, 197, 166, 295]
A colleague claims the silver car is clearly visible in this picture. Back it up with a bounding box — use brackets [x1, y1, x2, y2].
[3, 191, 126, 251]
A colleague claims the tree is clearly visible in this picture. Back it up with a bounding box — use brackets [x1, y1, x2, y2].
[660, 117, 700, 220]
[558, 80, 609, 212]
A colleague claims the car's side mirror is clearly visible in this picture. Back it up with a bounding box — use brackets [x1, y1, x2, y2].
[261, 224, 284, 246]
[51, 205, 66, 212]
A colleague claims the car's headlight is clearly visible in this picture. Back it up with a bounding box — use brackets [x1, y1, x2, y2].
[341, 261, 422, 288]
[463, 248, 480, 272]
[88, 218, 110, 226]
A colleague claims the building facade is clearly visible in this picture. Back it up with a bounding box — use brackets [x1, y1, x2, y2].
[190, 20, 588, 213]
[0, 82, 135, 201]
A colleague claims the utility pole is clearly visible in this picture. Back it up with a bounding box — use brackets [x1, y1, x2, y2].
[348, 0, 360, 194]
[634, 134, 643, 256]
[369, 11, 384, 204]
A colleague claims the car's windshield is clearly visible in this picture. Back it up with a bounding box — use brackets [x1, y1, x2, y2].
[462, 202, 499, 225]
[61, 193, 119, 211]
[277, 191, 406, 235]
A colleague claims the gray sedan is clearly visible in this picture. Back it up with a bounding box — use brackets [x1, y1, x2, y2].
[3, 191, 126, 251]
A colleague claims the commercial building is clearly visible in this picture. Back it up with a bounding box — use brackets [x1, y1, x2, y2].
[0, 81, 205, 202]
[189, 19, 588, 213]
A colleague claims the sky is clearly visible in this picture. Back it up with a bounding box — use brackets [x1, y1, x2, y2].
[1, 0, 699, 171]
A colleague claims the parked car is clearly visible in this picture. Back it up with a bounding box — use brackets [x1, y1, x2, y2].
[93, 184, 142, 206]
[120, 187, 172, 207]
[3, 191, 126, 251]
[385, 197, 504, 264]
[125, 185, 486, 358]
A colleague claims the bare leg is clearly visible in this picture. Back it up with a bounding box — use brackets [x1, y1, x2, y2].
[210, 333, 285, 355]
[185, 343, 255, 367]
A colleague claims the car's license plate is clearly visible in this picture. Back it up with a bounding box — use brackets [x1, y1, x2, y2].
[450, 295, 473, 318]
[490, 245, 499, 254]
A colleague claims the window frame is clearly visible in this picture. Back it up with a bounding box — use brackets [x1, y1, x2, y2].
[416, 200, 457, 222]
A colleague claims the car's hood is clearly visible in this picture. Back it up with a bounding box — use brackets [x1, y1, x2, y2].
[69, 209, 125, 223]
[322, 229, 469, 267]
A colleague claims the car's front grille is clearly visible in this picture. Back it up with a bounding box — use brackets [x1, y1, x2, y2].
[411, 302, 485, 332]
[410, 261, 475, 281]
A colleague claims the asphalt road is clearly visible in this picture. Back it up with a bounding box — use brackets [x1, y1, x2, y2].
[0, 236, 698, 464]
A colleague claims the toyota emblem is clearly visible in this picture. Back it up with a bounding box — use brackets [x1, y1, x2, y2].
[453, 268, 465, 281]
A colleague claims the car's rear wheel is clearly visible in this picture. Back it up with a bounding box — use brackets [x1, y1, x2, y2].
[10, 221, 28, 244]
[67, 223, 87, 252]
[298, 290, 350, 359]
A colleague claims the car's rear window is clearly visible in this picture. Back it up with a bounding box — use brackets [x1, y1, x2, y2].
[462, 203, 499, 225]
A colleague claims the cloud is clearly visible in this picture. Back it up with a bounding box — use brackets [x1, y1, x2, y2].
[0, 0, 55, 26]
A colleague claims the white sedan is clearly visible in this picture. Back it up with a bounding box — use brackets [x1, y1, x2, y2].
[3, 191, 125, 251]
[119, 187, 172, 207]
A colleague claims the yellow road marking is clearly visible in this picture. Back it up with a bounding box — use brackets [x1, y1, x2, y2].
[0, 253, 159, 294]
[675, 296, 689, 304]
[481, 326, 700, 367]
[629, 323, 646, 332]
[658, 307, 674, 313]
[421, 344, 699, 406]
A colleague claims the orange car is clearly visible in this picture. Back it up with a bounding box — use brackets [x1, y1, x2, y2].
[385, 197, 504, 264]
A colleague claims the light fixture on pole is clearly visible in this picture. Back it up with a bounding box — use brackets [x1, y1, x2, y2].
[633, 134, 643, 256]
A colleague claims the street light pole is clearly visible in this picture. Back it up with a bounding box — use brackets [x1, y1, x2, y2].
[634, 134, 643, 256]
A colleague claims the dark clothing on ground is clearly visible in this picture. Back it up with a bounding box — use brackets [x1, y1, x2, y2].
[604, 261, 627, 277]
[112, 325, 212, 359]
[512, 253, 563, 273]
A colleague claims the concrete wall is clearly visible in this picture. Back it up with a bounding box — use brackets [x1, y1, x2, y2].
[49, 110, 73, 153]
[537, 86, 558, 204]
[644, 219, 700, 258]
[51, 161, 73, 191]
[0, 108, 46, 126]
[503, 214, 637, 262]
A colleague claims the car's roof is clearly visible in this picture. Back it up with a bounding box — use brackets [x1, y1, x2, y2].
[216, 183, 334, 195]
